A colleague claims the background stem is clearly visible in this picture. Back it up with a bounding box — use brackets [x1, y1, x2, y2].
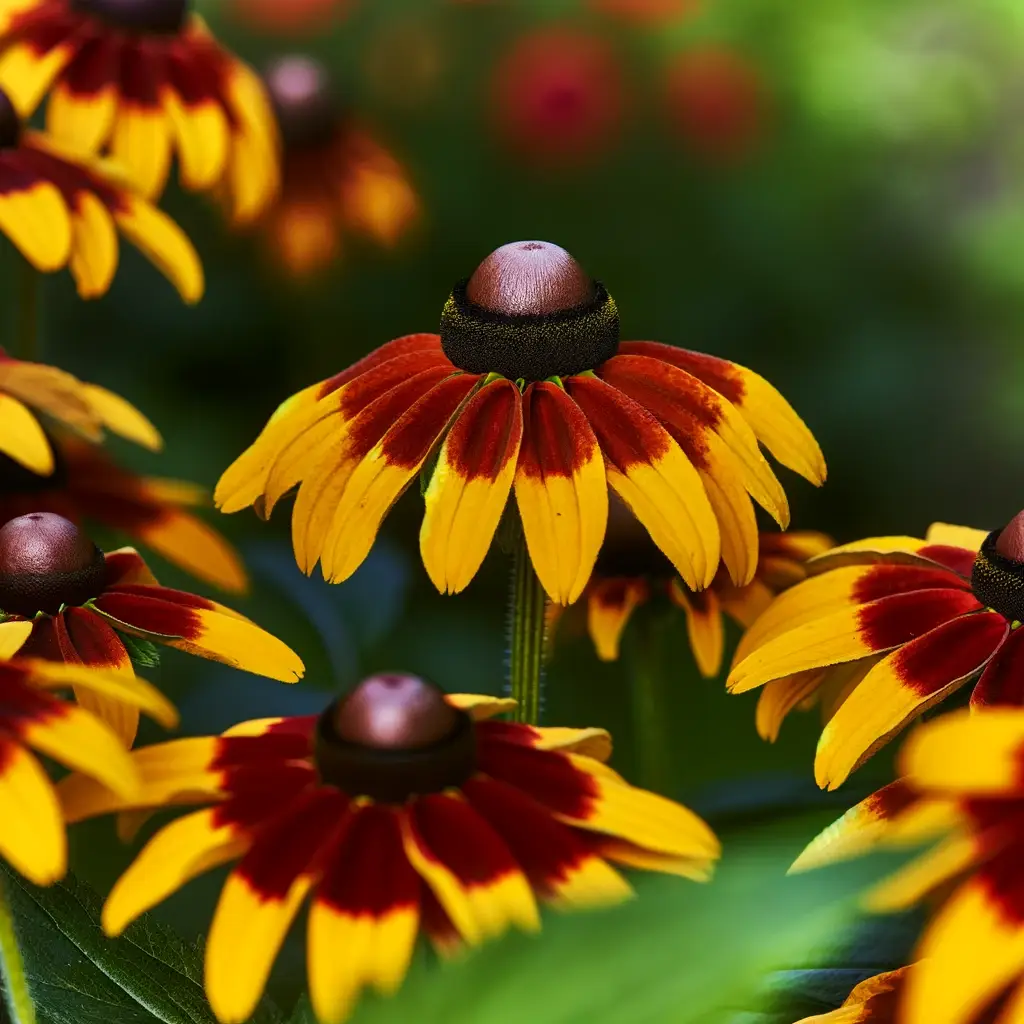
[507, 528, 547, 725]
[628, 614, 670, 793]
[0, 875, 35, 1024]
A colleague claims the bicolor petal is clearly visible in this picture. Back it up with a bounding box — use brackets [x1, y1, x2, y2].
[815, 612, 1009, 790]
[728, 587, 983, 694]
[320, 373, 480, 584]
[401, 793, 540, 947]
[566, 374, 720, 590]
[308, 806, 420, 1024]
[514, 381, 607, 604]
[92, 586, 304, 683]
[586, 577, 648, 661]
[618, 341, 826, 485]
[669, 581, 725, 677]
[421, 378, 523, 596]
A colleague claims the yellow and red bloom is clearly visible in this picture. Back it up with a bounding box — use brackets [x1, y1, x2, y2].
[790, 709, 1024, 1024]
[489, 28, 625, 169]
[728, 518, 1024, 790]
[0, 655, 175, 886]
[792, 965, 1017, 1024]
[256, 55, 418, 279]
[0, 512, 303, 744]
[0, 0, 278, 221]
[216, 241, 825, 606]
[572, 495, 831, 669]
[59, 672, 720, 1024]
[0, 432, 246, 593]
[0, 89, 201, 298]
[0, 348, 160, 475]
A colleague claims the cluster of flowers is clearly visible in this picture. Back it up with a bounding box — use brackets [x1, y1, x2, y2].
[0, 3, 1014, 1024]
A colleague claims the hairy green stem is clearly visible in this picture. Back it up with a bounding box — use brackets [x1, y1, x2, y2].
[629, 616, 669, 792]
[0, 875, 35, 1024]
[507, 531, 547, 725]
[15, 258, 38, 362]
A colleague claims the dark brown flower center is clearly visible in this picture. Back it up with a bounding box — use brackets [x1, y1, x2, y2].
[0, 513, 106, 617]
[439, 241, 620, 381]
[314, 673, 475, 802]
[71, 0, 188, 34]
[0, 89, 20, 150]
[972, 516, 1024, 624]
[263, 55, 339, 151]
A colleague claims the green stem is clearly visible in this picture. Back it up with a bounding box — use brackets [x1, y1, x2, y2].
[0, 875, 35, 1024]
[507, 530, 547, 725]
[15, 258, 38, 362]
[628, 616, 669, 792]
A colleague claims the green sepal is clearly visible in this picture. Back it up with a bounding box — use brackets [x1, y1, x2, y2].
[117, 630, 162, 670]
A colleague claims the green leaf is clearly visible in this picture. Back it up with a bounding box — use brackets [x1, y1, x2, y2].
[117, 633, 162, 671]
[341, 814, 904, 1024]
[0, 865, 282, 1024]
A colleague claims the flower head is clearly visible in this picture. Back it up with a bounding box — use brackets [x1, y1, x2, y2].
[59, 672, 720, 1024]
[489, 28, 625, 168]
[0, 0, 278, 221]
[791, 709, 1024, 1024]
[0, 349, 160, 475]
[572, 495, 831, 671]
[727, 519, 1024, 790]
[0, 431, 246, 592]
[257, 55, 418, 278]
[0, 655, 175, 885]
[0, 94, 202, 298]
[216, 240, 825, 606]
[0, 512, 303, 743]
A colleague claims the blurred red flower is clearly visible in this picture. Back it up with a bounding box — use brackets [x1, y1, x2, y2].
[664, 48, 766, 161]
[490, 28, 625, 168]
[229, 0, 353, 33]
[590, 0, 700, 25]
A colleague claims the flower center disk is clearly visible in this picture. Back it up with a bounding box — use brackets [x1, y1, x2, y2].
[971, 512, 1024, 624]
[314, 673, 476, 802]
[439, 241, 620, 381]
[72, 0, 188, 34]
[0, 513, 106, 616]
[264, 55, 339, 151]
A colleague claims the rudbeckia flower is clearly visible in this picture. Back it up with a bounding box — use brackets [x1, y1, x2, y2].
[59, 672, 720, 1024]
[0, 0, 278, 221]
[728, 517, 1024, 790]
[567, 494, 831, 668]
[0, 348, 160, 475]
[489, 28, 625, 168]
[792, 964, 1017, 1023]
[0, 512, 303, 743]
[216, 240, 825, 606]
[0, 655, 175, 885]
[0, 432, 246, 593]
[0, 88, 202, 299]
[256, 55, 418, 278]
[790, 708, 1024, 1024]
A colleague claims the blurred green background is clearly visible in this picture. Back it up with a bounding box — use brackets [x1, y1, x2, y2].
[9, 0, 1023, 1016]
